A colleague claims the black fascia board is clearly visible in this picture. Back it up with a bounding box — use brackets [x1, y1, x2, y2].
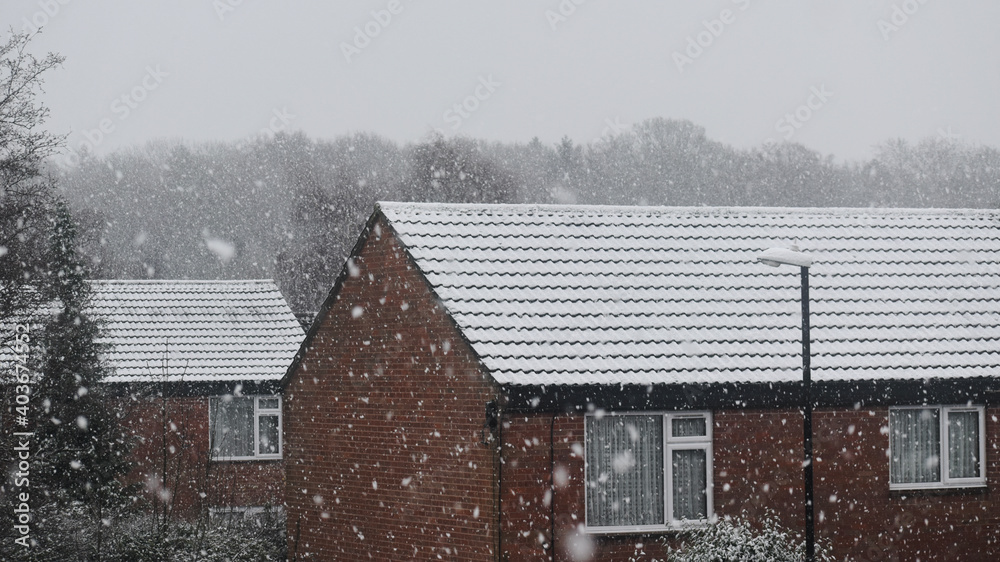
[102, 379, 283, 398]
[502, 377, 1000, 414]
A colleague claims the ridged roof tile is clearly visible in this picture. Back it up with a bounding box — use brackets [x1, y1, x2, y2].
[378, 202, 1000, 386]
[88, 279, 303, 383]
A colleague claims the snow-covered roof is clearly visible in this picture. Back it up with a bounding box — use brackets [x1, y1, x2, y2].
[378, 202, 1000, 387]
[88, 279, 304, 384]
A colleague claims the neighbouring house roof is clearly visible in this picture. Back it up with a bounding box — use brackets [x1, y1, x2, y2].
[89, 279, 303, 384]
[376, 202, 1000, 388]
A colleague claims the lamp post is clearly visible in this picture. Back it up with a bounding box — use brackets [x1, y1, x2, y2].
[758, 246, 814, 562]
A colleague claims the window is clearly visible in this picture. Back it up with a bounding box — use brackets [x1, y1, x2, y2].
[585, 411, 712, 531]
[889, 405, 985, 489]
[209, 395, 281, 460]
[209, 506, 284, 528]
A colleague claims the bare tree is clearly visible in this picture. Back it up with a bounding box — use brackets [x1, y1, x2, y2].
[0, 31, 66, 343]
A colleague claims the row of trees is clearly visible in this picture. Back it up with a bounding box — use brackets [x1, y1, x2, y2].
[56, 117, 1000, 312]
[3, 25, 998, 560]
[2, 31, 286, 561]
[1, 31, 131, 559]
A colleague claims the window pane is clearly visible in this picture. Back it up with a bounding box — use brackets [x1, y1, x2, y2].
[210, 508, 243, 527]
[672, 417, 706, 437]
[890, 408, 940, 484]
[259, 397, 279, 410]
[211, 396, 254, 458]
[586, 415, 664, 527]
[948, 411, 980, 479]
[259, 414, 280, 455]
[672, 449, 708, 520]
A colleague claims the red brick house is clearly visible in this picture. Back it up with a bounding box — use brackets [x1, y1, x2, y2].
[282, 203, 1000, 561]
[88, 279, 303, 521]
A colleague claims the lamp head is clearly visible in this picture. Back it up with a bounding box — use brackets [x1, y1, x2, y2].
[758, 247, 813, 268]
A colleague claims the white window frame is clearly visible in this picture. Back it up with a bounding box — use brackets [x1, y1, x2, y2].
[888, 405, 986, 490]
[584, 411, 713, 534]
[209, 395, 282, 461]
[209, 505, 285, 527]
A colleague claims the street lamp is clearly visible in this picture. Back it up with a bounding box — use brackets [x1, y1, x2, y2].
[758, 246, 815, 562]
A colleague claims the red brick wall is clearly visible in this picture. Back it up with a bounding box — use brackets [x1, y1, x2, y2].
[284, 217, 502, 560]
[117, 395, 284, 517]
[713, 409, 816, 544]
[499, 407, 1000, 561]
[500, 412, 670, 561]
[498, 413, 557, 561]
[813, 407, 1000, 561]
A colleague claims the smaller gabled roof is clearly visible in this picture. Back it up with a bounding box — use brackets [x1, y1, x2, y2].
[89, 279, 303, 384]
[377, 202, 1000, 388]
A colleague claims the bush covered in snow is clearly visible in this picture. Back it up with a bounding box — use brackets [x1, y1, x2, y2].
[664, 510, 835, 562]
[106, 513, 286, 562]
[1, 504, 285, 561]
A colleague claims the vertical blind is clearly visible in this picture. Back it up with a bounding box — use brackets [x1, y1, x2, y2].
[890, 407, 982, 485]
[672, 417, 706, 438]
[586, 413, 711, 527]
[210, 396, 255, 458]
[947, 410, 980, 479]
[586, 415, 664, 527]
[259, 414, 280, 455]
[672, 448, 707, 520]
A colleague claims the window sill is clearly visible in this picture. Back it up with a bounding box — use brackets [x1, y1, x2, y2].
[584, 521, 710, 535]
[210, 456, 283, 463]
[889, 484, 987, 497]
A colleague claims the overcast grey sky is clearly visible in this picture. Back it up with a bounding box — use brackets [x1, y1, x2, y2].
[7, 0, 999, 162]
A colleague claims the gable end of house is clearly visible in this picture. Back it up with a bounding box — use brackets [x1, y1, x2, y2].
[281, 203, 499, 391]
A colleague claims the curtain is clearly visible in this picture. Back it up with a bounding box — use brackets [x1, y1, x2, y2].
[210, 396, 254, 457]
[672, 448, 708, 520]
[890, 408, 940, 484]
[948, 411, 980, 479]
[586, 415, 664, 527]
[672, 417, 707, 437]
[259, 414, 280, 455]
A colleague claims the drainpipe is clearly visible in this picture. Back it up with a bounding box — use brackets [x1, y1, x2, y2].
[496, 407, 504, 561]
[549, 411, 557, 561]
